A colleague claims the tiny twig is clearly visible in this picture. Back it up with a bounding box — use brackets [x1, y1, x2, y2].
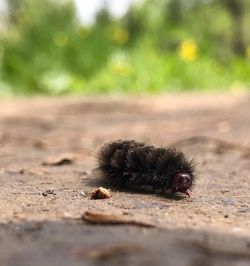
[82, 211, 155, 228]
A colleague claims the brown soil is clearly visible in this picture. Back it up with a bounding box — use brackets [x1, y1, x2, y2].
[0, 94, 249, 266]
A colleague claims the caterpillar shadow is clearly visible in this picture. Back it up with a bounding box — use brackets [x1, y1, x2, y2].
[84, 170, 186, 201]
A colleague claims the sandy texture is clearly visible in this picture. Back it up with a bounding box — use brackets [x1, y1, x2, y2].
[0, 94, 249, 265]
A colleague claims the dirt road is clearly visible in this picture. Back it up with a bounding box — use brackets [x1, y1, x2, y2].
[0, 94, 249, 265]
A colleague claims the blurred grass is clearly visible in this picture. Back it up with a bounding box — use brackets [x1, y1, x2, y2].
[0, 0, 250, 96]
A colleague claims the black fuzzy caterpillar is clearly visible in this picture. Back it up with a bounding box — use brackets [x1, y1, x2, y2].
[97, 140, 195, 197]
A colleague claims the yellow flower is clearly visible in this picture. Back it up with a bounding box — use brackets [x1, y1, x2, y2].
[109, 54, 132, 76]
[78, 27, 90, 39]
[246, 45, 250, 58]
[53, 31, 68, 47]
[179, 39, 198, 61]
[107, 27, 129, 45]
[110, 61, 132, 76]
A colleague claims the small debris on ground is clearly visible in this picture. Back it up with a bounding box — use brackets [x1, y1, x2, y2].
[42, 189, 56, 196]
[90, 187, 111, 200]
[42, 153, 75, 166]
[19, 168, 51, 176]
[82, 211, 155, 227]
[80, 191, 86, 196]
[33, 139, 48, 150]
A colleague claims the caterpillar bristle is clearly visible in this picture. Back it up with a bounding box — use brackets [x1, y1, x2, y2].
[96, 139, 195, 196]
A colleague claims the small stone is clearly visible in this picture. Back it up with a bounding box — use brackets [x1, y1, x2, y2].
[80, 191, 86, 196]
[42, 189, 56, 196]
[237, 207, 250, 213]
[90, 187, 111, 200]
[46, 189, 55, 194]
[19, 169, 25, 174]
[222, 198, 235, 206]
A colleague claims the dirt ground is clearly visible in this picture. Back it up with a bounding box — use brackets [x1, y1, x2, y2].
[0, 93, 249, 266]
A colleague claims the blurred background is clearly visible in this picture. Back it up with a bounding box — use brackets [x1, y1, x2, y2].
[0, 0, 249, 96]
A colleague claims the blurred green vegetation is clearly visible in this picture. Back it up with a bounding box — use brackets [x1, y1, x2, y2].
[0, 0, 250, 95]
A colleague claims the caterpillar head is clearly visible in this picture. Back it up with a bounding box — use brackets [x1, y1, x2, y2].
[171, 173, 192, 197]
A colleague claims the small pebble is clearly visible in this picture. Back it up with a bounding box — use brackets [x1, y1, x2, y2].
[90, 187, 111, 200]
[222, 198, 235, 206]
[80, 191, 86, 196]
[42, 189, 56, 196]
[237, 207, 249, 213]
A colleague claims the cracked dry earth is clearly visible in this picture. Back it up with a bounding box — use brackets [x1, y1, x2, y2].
[0, 94, 249, 266]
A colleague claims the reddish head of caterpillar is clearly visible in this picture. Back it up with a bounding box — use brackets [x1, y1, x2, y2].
[171, 173, 192, 197]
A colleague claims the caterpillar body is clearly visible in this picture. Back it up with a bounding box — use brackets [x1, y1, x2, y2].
[97, 140, 195, 197]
